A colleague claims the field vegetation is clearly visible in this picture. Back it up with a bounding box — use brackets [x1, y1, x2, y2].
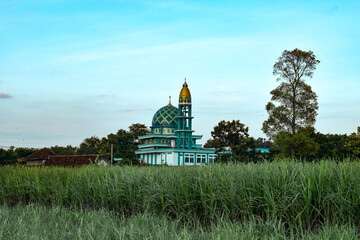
[1, 161, 360, 239]
[1, 204, 358, 240]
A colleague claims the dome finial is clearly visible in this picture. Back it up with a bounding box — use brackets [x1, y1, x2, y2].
[169, 96, 171, 105]
[183, 77, 188, 87]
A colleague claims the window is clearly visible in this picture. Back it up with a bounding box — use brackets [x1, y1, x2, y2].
[196, 154, 206, 164]
[172, 129, 175, 133]
[153, 140, 156, 143]
[185, 153, 194, 163]
[209, 154, 216, 164]
[145, 140, 148, 144]
[163, 129, 166, 134]
[167, 129, 170, 133]
[149, 140, 152, 144]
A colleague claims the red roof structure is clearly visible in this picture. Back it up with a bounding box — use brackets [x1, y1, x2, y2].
[24, 148, 58, 160]
[45, 154, 104, 167]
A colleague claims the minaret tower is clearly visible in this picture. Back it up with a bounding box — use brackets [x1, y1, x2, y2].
[176, 78, 195, 149]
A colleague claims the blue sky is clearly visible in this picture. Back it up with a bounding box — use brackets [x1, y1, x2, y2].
[0, 0, 359, 148]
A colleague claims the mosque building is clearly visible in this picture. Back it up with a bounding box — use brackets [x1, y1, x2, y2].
[135, 80, 217, 165]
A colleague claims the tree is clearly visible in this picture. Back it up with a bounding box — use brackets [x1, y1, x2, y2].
[14, 148, 37, 158]
[77, 136, 101, 154]
[51, 145, 77, 155]
[272, 127, 319, 159]
[207, 120, 255, 162]
[313, 133, 349, 160]
[203, 138, 219, 148]
[254, 137, 272, 148]
[97, 129, 138, 164]
[346, 127, 360, 159]
[0, 148, 17, 165]
[129, 123, 150, 139]
[262, 48, 320, 159]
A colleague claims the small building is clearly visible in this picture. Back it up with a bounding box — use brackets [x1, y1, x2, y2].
[45, 154, 107, 167]
[24, 148, 107, 167]
[135, 80, 217, 165]
[24, 148, 58, 166]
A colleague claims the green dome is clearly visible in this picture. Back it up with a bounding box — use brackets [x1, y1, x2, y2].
[152, 104, 179, 128]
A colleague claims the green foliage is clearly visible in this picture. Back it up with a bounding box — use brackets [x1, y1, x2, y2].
[0, 147, 37, 165]
[272, 127, 319, 158]
[203, 138, 218, 148]
[1, 204, 358, 240]
[119, 158, 133, 166]
[254, 137, 272, 148]
[346, 127, 360, 159]
[215, 153, 232, 163]
[206, 120, 255, 161]
[51, 145, 77, 155]
[1, 161, 360, 231]
[75, 123, 148, 164]
[263, 48, 320, 159]
[0, 148, 16, 165]
[129, 123, 150, 139]
[313, 133, 350, 160]
[99, 130, 136, 159]
[77, 136, 101, 154]
[14, 148, 37, 158]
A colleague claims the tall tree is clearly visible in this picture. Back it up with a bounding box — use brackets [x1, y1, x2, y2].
[262, 48, 320, 159]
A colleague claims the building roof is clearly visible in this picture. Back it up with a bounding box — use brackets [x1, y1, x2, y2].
[24, 148, 58, 160]
[45, 154, 104, 167]
[152, 104, 179, 128]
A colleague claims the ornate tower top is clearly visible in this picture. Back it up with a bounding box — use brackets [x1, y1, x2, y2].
[179, 78, 191, 104]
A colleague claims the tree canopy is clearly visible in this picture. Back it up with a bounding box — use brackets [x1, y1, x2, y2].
[346, 127, 360, 159]
[205, 120, 256, 162]
[262, 48, 320, 159]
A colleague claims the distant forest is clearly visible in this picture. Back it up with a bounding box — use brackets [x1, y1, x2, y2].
[1, 123, 359, 165]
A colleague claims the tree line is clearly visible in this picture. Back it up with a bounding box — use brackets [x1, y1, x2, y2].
[0, 123, 149, 165]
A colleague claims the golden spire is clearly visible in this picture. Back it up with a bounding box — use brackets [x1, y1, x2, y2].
[179, 78, 191, 104]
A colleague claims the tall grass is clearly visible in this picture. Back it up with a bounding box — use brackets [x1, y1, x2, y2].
[0, 204, 358, 240]
[1, 161, 360, 229]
